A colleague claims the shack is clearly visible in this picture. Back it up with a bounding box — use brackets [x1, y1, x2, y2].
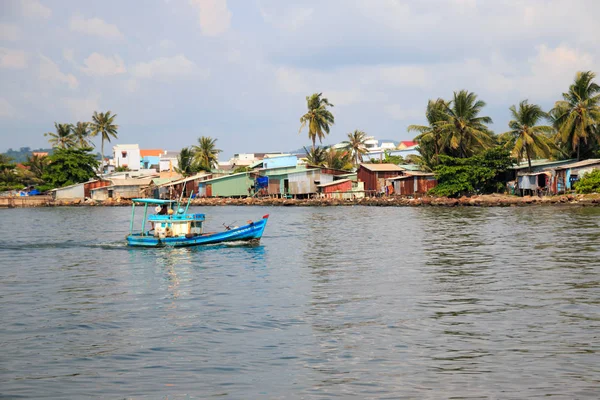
[90, 178, 153, 200]
[388, 171, 437, 196]
[51, 179, 111, 200]
[357, 163, 405, 194]
[549, 159, 600, 194]
[197, 172, 254, 197]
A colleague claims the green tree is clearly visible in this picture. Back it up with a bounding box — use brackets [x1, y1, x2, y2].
[42, 147, 99, 188]
[430, 147, 514, 197]
[175, 147, 198, 177]
[299, 93, 335, 150]
[23, 154, 49, 182]
[192, 136, 221, 171]
[303, 146, 327, 166]
[574, 169, 600, 194]
[501, 100, 555, 172]
[0, 155, 19, 191]
[551, 71, 600, 160]
[436, 90, 494, 158]
[408, 98, 448, 165]
[44, 123, 75, 149]
[324, 148, 353, 171]
[72, 121, 93, 148]
[344, 129, 368, 166]
[90, 111, 118, 165]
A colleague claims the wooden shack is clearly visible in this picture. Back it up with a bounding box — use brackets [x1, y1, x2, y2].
[357, 163, 405, 194]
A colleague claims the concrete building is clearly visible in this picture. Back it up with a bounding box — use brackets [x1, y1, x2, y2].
[112, 144, 141, 171]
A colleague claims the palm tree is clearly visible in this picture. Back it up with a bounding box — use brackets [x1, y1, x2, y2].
[24, 154, 50, 180]
[72, 122, 93, 148]
[175, 147, 197, 177]
[408, 98, 448, 164]
[501, 100, 555, 172]
[345, 130, 368, 166]
[551, 71, 600, 160]
[44, 123, 75, 149]
[299, 93, 335, 150]
[324, 148, 353, 171]
[192, 136, 221, 171]
[90, 111, 118, 165]
[303, 146, 327, 166]
[436, 90, 494, 158]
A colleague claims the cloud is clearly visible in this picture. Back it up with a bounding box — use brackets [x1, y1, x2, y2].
[0, 98, 18, 119]
[158, 39, 175, 50]
[21, 0, 52, 19]
[384, 105, 422, 121]
[69, 15, 124, 39]
[81, 53, 126, 76]
[62, 95, 101, 121]
[0, 23, 20, 41]
[260, 4, 314, 31]
[38, 55, 78, 89]
[130, 54, 208, 80]
[0, 48, 27, 69]
[189, 0, 231, 36]
[63, 48, 75, 63]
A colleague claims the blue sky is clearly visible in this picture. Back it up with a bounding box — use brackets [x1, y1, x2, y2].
[1, 0, 599, 159]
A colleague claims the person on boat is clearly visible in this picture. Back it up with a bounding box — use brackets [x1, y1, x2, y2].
[157, 204, 168, 215]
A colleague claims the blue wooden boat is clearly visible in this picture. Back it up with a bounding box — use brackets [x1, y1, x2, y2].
[126, 198, 269, 248]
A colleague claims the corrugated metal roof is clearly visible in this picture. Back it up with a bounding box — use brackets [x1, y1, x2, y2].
[160, 172, 211, 187]
[140, 149, 163, 157]
[317, 179, 351, 188]
[360, 163, 405, 172]
[553, 159, 600, 170]
[511, 159, 576, 170]
[109, 178, 153, 186]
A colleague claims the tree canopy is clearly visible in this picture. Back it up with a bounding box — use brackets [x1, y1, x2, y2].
[42, 147, 99, 188]
[299, 93, 335, 150]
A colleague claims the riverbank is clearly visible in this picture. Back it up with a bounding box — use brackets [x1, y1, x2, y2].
[4, 193, 600, 208]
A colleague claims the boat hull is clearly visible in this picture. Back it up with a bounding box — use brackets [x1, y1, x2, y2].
[126, 217, 268, 248]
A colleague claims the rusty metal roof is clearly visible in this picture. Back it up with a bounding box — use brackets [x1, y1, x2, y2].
[553, 159, 600, 170]
[360, 163, 405, 172]
[316, 179, 351, 188]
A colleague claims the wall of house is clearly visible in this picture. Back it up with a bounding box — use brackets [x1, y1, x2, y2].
[262, 155, 297, 169]
[84, 180, 110, 198]
[141, 156, 160, 170]
[54, 184, 85, 199]
[114, 148, 141, 171]
[322, 180, 352, 195]
[210, 175, 253, 197]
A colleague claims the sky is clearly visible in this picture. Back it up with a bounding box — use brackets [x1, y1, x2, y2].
[1, 0, 599, 159]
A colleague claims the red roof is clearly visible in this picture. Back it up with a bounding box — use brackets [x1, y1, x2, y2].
[140, 149, 163, 157]
[399, 141, 418, 147]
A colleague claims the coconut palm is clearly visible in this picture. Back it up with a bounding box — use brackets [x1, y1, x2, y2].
[24, 154, 50, 180]
[72, 121, 93, 148]
[44, 123, 75, 149]
[175, 147, 197, 177]
[192, 136, 221, 171]
[501, 100, 555, 172]
[299, 93, 335, 150]
[408, 98, 448, 164]
[345, 130, 368, 166]
[303, 146, 327, 166]
[90, 111, 118, 165]
[324, 147, 353, 171]
[436, 90, 494, 158]
[551, 71, 600, 160]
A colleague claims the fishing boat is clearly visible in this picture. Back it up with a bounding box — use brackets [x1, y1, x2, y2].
[126, 197, 269, 248]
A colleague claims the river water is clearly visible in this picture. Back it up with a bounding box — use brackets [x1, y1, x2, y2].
[1, 206, 599, 399]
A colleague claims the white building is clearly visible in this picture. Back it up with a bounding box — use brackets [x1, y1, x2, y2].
[112, 144, 141, 171]
[159, 150, 180, 172]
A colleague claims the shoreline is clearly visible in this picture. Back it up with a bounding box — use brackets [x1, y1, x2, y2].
[3, 193, 600, 208]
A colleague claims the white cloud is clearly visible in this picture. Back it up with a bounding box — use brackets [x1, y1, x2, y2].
[130, 54, 208, 80]
[21, 0, 52, 19]
[69, 15, 124, 39]
[0, 98, 18, 119]
[62, 95, 101, 120]
[38, 55, 78, 89]
[384, 105, 422, 121]
[189, 0, 231, 36]
[0, 23, 20, 41]
[260, 5, 314, 31]
[81, 53, 126, 76]
[0, 48, 27, 69]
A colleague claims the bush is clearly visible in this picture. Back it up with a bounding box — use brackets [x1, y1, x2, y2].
[574, 169, 600, 194]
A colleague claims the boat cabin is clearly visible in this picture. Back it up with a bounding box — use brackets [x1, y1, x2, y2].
[129, 198, 205, 239]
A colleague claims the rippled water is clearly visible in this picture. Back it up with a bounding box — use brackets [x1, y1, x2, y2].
[1, 206, 599, 398]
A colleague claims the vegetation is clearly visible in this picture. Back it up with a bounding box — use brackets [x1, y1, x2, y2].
[303, 146, 327, 166]
[90, 111, 119, 165]
[175, 147, 198, 177]
[429, 147, 514, 197]
[370, 150, 404, 165]
[72, 122, 93, 148]
[551, 71, 600, 160]
[574, 169, 600, 194]
[44, 123, 75, 149]
[408, 98, 447, 166]
[501, 100, 555, 172]
[299, 93, 335, 150]
[192, 136, 221, 171]
[42, 147, 99, 188]
[345, 130, 368, 166]
[324, 148, 353, 170]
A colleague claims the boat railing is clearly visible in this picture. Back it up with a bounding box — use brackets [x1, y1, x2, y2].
[148, 213, 205, 222]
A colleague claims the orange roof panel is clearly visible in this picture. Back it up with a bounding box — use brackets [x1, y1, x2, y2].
[140, 149, 163, 157]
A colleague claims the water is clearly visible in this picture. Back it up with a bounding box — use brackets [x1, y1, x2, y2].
[1, 206, 599, 399]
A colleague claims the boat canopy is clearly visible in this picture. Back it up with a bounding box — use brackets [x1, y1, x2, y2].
[131, 198, 178, 204]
